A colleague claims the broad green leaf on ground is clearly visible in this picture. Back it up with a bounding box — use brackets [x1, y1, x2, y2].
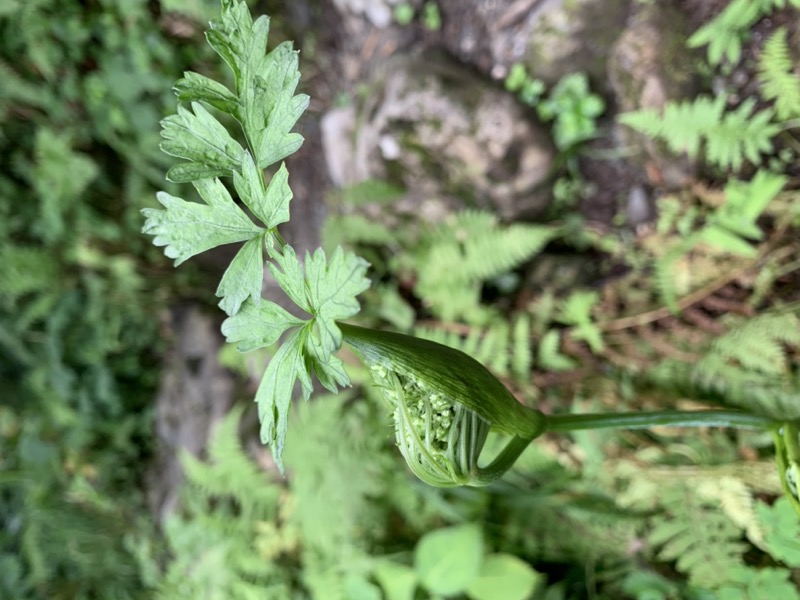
[141, 177, 263, 266]
[466, 554, 542, 600]
[373, 561, 417, 600]
[216, 236, 266, 316]
[269, 245, 371, 362]
[233, 151, 292, 229]
[254, 328, 312, 473]
[415, 523, 484, 597]
[221, 298, 303, 352]
[160, 102, 244, 182]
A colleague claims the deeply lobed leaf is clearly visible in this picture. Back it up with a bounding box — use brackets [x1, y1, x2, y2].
[160, 102, 244, 183]
[142, 178, 263, 265]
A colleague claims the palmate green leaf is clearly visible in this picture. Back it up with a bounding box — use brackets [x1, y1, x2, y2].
[269, 245, 371, 362]
[160, 102, 244, 183]
[142, 177, 263, 266]
[221, 298, 303, 352]
[222, 244, 370, 469]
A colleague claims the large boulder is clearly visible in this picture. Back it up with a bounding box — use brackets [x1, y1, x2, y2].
[438, 0, 631, 89]
[322, 55, 555, 219]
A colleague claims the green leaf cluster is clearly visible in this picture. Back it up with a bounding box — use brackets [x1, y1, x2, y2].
[0, 0, 214, 594]
[142, 0, 371, 471]
[505, 69, 604, 150]
[401, 523, 541, 600]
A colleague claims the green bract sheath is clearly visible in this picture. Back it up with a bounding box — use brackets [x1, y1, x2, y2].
[341, 323, 547, 486]
[340, 324, 547, 438]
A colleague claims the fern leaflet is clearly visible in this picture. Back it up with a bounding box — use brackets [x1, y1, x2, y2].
[649, 485, 746, 589]
[620, 96, 778, 170]
[758, 27, 800, 121]
[705, 99, 778, 171]
[413, 210, 557, 323]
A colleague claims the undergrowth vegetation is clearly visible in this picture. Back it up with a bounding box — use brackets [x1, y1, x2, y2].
[3, 0, 800, 599]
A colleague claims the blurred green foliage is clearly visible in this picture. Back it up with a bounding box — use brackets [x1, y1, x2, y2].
[0, 0, 220, 596]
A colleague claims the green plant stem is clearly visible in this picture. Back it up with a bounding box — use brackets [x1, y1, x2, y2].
[471, 410, 781, 486]
[545, 410, 780, 433]
[473, 435, 531, 485]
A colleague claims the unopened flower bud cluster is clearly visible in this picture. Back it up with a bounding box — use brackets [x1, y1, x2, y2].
[369, 363, 455, 452]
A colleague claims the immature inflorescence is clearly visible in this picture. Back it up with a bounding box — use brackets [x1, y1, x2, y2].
[368, 363, 490, 486]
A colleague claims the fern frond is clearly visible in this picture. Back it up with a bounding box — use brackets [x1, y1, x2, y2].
[181, 406, 279, 520]
[647, 313, 800, 420]
[705, 99, 778, 170]
[687, 0, 763, 65]
[322, 214, 396, 251]
[0, 245, 58, 308]
[707, 313, 800, 376]
[413, 210, 557, 322]
[620, 96, 778, 170]
[415, 321, 511, 376]
[557, 290, 604, 353]
[649, 485, 746, 589]
[758, 28, 800, 120]
[619, 96, 725, 159]
[284, 394, 388, 558]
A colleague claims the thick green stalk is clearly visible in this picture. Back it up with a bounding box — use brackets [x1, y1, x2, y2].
[546, 410, 781, 433]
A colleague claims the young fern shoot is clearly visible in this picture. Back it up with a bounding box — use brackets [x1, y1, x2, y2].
[144, 1, 800, 516]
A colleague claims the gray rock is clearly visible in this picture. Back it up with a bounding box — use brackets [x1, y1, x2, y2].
[323, 55, 555, 219]
[608, 3, 700, 189]
[438, 0, 631, 89]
